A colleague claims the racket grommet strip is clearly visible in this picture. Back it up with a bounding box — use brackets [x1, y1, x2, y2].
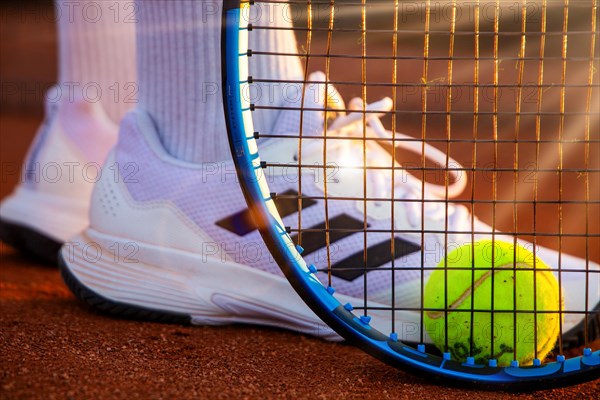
[389, 332, 398, 342]
[285, 226, 291, 234]
[326, 286, 335, 295]
[584, 348, 592, 357]
[343, 302, 354, 311]
[417, 344, 425, 353]
[253, 131, 260, 139]
[533, 359, 542, 367]
[557, 355, 566, 363]
[247, 49, 253, 57]
[296, 244, 304, 254]
[248, 76, 254, 83]
[308, 264, 317, 274]
[466, 357, 475, 365]
[260, 161, 267, 168]
[510, 360, 519, 368]
[359, 315, 371, 325]
[250, 103, 256, 111]
[488, 359, 498, 368]
[443, 352, 451, 361]
[247, 23, 253, 31]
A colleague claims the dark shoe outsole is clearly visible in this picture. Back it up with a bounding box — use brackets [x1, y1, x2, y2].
[58, 252, 191, 325]
[58, 249, 598, 353]
[0, 224, 587, 351]
[0, 218, 61, 265]
[561, 302, 600, 351]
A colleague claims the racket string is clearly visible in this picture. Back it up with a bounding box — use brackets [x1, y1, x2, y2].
[512, 0, 528, 364]
[389, 0, 400, 336]
[420, 0, 433, 348]
[556, 0, 570, 355]
[442, 0, 458, 356]
[248, 0, 598, 364]
[469, 0, 481, 362]
[532, 0, 547, 363]
[583, 0, 597, 349]
[322, 0, 336, 288]
[360, 0, 369, 319]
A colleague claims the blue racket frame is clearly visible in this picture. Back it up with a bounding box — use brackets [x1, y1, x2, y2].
[221, 0, 599, 389]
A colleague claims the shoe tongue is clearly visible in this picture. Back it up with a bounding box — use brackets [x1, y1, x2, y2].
[260, 71, 340, 164]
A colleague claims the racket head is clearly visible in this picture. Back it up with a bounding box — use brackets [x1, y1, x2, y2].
[221, 0, 600, 389]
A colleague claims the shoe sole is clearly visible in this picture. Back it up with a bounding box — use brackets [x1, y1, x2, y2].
[0, 186, 88, 264]
[59, 252, 191, 324]
[0, 218, 61, 265]
[58, 229, 344, 340]
[561, 302, 600, 351]
[58, 228, 597, 349]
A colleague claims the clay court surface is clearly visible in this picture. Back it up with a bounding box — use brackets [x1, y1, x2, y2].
[1, 2, 599, 398]
[1, 54, 600, 400]
[2, 120, 600, 399]
[0, 238, 598, 399]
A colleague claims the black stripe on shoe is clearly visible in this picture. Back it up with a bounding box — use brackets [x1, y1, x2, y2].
[290, 213, 366, 256]
[216, 190, 317, 236]
[330, 238, 422, 281]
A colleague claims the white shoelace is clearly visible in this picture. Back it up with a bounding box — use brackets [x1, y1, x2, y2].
[302, 92, 468, 230]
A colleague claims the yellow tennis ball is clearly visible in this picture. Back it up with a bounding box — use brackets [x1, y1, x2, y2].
[424, 240, 562, 367]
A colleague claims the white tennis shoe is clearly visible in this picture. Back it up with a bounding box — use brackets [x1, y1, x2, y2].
[57, 95, 598, 346]
[0, 86, 118, 263]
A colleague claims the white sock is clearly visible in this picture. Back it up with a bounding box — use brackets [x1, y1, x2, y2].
[56, 0, 137, 123]
[248, 2, 305, 137]
[136, 0, 307, 164]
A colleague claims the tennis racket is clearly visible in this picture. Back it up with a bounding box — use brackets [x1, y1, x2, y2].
[222, 0, 599, 388]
